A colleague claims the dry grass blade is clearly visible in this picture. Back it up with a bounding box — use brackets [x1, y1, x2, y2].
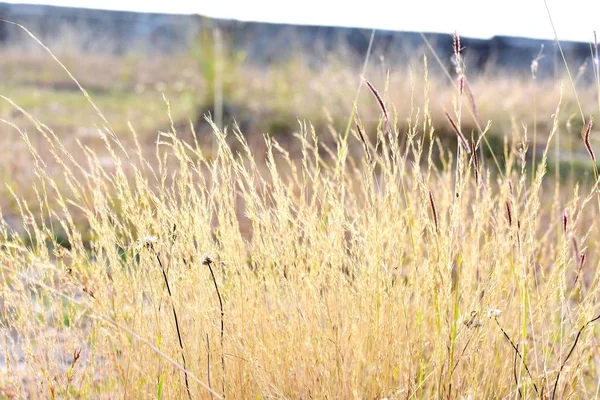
[355, 123, 372, 163]
[0, 20, 116, 134]
[572, 237, 580, 260]
[463, 78, 479, 122]
[574, 252, 586, 286]
[543, 0, 585, 123]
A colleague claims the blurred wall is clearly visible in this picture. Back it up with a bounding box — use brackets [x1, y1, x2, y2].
[0, 2, 594, 78]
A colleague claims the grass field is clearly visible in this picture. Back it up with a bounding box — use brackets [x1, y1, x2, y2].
[1, 26, 600, 398]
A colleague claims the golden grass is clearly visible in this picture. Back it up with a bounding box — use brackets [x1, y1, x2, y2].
[2, 24, 600, 398]
[2, 46, 598, 223]
[1, 60, 600, 398]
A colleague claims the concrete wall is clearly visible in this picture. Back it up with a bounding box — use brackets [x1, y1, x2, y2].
[0, 2, 196, 52]
[0, 2, 595, 78]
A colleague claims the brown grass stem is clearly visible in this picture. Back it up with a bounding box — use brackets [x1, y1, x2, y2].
[513, 344, 522, 399]
[204, 256, 225, 396]
[150, 244, 193, 400]
[551, 313, 600, 400]
[207, 334, 214, 400]
[494, 317, 540, 397]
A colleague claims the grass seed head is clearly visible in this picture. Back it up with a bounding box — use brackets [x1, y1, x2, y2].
[364, 78, 389, 123]
[428, 190, 439, 233]
[505, 200, 513, 227]
[444, 111, 471, 154]
[471, 137, 479, 184]
[202, 254, 214, 266]
[582, 119, 595, 162]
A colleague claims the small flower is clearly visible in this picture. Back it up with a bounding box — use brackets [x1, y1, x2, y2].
[487, 308, 502, 318]
[138, 235, 158, 250]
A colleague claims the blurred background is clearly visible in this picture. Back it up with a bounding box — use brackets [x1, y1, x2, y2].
[0, 1, 598, 137]
[0, 0, 599, 220]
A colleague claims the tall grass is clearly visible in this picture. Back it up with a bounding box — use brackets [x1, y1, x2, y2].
[2, 34, 600, 400]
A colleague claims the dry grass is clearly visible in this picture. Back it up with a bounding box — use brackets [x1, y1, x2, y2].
[2, 45, 599, 222]
[2, 26, 600, 399]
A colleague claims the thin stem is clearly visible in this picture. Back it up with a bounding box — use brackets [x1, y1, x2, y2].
[152, 246, 192, 400]
[494, 317, 540, 397]
[514, 344, 522, 399]
[552, 313, 600, 400]
[343, 29, 376, 142]
[205, 257, 225, 396]
[207, 333, 214, 400]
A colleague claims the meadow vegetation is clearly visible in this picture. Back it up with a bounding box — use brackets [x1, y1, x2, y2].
[1, 24, 600, 399]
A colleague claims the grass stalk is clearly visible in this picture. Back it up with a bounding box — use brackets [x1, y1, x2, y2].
[149, 243, 193, 400]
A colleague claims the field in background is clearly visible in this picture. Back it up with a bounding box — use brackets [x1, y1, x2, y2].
[1, 31, 599, 224]
[1, 21, 600, 398]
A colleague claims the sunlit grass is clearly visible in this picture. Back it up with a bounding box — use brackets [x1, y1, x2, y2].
[2, 25, 600, 399]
